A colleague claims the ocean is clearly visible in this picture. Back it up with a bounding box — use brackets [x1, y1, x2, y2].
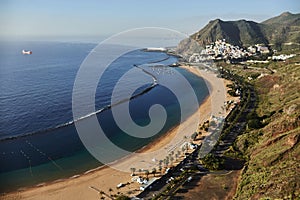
[0, 41, 209, 192]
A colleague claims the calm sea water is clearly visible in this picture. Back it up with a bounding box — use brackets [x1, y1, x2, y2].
[0, 41, 209, 192]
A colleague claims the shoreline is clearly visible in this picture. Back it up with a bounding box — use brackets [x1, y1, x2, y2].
[2, 65, 232, 200]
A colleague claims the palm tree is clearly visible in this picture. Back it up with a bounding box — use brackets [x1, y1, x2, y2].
[177, 150, 181, 155]
[163, 159, 167, 167]
[159, 160, 163, 166]
[170, 156, 174, 166]
[144, 170, 149, 180]
[158, 165, 162, 173]
[182, 143, 189, 153]
[109, 188, 113, 196]
[165, 159, 169, 167]
[191, 132, 198, 141]
[130, 167, 136, 176]
[100, 190, 105, 197]
[182, 146, 186, 153]
[177, 150, 181, 159]
[186, 143, 189, 152]
[99, 190, 112, 199]
[152, 168, 157, 177]
[175, 153, 179, 161]
[166, 156, 170, 162]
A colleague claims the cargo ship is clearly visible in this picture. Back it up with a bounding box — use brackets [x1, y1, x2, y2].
[22, 50, 32, 55]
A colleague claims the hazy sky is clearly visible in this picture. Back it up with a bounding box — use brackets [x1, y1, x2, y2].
[1, 0, 299, 42]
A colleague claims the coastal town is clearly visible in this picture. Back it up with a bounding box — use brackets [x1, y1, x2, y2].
[186, 39, 296, 63]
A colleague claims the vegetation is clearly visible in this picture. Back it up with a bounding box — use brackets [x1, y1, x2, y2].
[262, 12, 300, 50]
[223, 52, 300, 199]
[130, 167, 136, 176]
[144, 170, 149, 180]
[152, 168, 157, 177]
[198, 51, 299, 199]
[115, 195, 131, 200]
[190, 132, 198, 141]
[199, 120, 210, 132]
[200, 153, 225, 170]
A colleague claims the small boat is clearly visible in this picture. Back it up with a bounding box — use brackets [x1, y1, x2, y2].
[169, 62, 180, 67]
[22, 50, 32, 55]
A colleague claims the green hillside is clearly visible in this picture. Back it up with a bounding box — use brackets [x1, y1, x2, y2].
[207, 47, 299, 199]
[229, 54, 300, 199]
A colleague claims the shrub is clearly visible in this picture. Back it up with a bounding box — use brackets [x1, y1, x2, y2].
[115, 195, 130, 200]
[201, 153, 224, 170]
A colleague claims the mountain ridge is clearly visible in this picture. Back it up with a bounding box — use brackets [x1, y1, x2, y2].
[189, 12, 300, 50]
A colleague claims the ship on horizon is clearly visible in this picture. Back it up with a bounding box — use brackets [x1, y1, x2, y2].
[22, 50, 32, 55]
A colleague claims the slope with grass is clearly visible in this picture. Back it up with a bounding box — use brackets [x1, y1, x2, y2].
[226, 54, 300, 199]
[261, 12, 300, 49]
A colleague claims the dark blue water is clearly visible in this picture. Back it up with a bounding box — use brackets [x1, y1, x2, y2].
[0, 41, 209, 192]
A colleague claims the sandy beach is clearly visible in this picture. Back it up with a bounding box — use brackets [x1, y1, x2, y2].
[2, 65, 235, 200]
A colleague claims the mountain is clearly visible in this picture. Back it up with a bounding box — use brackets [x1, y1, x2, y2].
[187, 12, 300, 50]
[191, 19, 268, 47]
[261, 12, 300, 48]
[262, 11, 300, 25]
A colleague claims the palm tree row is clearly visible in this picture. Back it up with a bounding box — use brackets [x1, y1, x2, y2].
[129, 145, 189, 180]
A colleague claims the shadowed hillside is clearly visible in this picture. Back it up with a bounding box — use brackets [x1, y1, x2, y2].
[191, 19, 268, 47]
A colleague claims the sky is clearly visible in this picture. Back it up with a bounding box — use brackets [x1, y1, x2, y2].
[1, 0, 299, 42]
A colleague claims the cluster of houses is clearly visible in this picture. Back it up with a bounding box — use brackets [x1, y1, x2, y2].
[271, 54, 296, 61]
[180, 141, 198, 150]
[188, 39, 271, 63]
